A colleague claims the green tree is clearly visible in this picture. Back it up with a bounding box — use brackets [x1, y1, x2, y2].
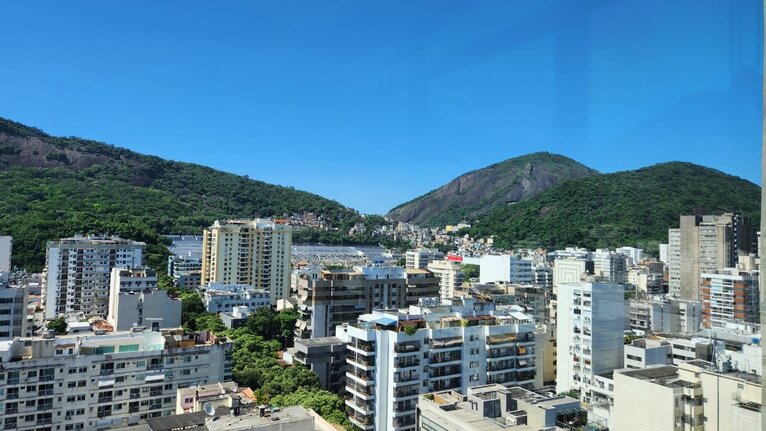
[462, 263, 480, 279]
[47, 317, 67, 335]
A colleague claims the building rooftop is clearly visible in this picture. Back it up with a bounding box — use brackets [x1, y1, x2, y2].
[295, 336, 345, 348]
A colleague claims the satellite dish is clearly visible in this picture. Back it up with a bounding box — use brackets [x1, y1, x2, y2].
[203, 402, 215, 417]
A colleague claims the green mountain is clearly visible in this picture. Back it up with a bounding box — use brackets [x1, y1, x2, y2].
[0, 117, 362, 271]
[386, 152, 598, 226]
[469, 162, 761, 252]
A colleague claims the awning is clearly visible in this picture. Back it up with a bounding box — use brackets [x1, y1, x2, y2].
[145, 374, 165, 382]
[98, 379, 115, 387]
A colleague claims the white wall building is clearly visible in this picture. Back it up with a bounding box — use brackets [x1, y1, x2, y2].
[202, 284, 271, 314]
[405, 248, 444, 270]
[477, 255, 534, 285]
[0, 235, 11, 273]
[616, 246, 644, 266]
[107, 268, 181, 331]
[593, 249, 628, 284]
[624, 339, 672, 369]
[427, 259, 464, 299]
[556, 281, 624, 423]
[552, 258, 588, 295]
[0, 328, 232, 431]
[42, 235, 145, 319]
[344, 299, 539, 431]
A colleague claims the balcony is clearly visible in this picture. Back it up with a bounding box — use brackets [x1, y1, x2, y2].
[394, 342, 421, 354]
[393, 385, 420, 398]
[431, 337, 463, 350]
[393, 373, 420, 384]
[394, 358, 420, 369]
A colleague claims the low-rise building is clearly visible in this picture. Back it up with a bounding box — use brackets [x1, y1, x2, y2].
[417, 385, 586, 431]
[220, 306, 252, 329]
[624, 338, 672, 369]
[202, 284, 271, 314]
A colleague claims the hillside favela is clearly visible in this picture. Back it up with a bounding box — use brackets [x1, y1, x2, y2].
[0, 2, 763, 431]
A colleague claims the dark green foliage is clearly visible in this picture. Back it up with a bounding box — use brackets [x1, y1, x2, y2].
[0, 117, 363, 271]
[46, 316, 67, 335]
[470, 162, 760, 253]
[462, 264, 480, 279]
[246, 307, 299, 349]
[271, 388, 352, 428]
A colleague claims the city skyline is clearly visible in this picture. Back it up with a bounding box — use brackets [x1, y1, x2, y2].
[1, 1, 762, 215]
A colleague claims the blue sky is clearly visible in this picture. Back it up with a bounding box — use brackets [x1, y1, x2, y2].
[0, 0, 762, 214]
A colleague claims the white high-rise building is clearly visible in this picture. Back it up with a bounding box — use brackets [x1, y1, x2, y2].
[616, 246, 644, 266]
[0, 235, 11, 274]
[42, 235, 145, 319]
[593, 249, 628, 283]
[201, 219, 292, 305]
[427, 259, 464, 299]
[477, 255, 534, 285]
[552, 258, 588, 295]
[658, 243, 669, 264]
[0, 328, 232, 431]
[344, 299, 538, 431]
[556, 281, 624, 420]
[405, 248, 443, 269]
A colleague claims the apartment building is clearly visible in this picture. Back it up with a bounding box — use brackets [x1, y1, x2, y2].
[628, 298, 702, 335]
[405, 248, 444, 270]
[612, 361, 761, 431]
[344, 299, 538, 431]
[107, 268, 181, 331]
[0, 328, 232, 431]
[0, 286, 28, 340]
[668, 213, 755, 300]
[417, 385, 586, 431]
[201, 219, 292, 305]
[167, 253, 202, 289]
[0, 235, 11, 273]
[294, 266, 439, 339]
[42, 235, 145, 319]
[556, 281, 624, 421]
[475, 255, 533, 285]
[701, 268, 759, 328]
[426, 259, 464, 299]
[551, 258, 591, 295]
[624, 339, 672, 369]
[202, 283, 271, 314]
[592, 249, 628, 284]
[287, 336, 347, 393]
[616, 246, 644, 266]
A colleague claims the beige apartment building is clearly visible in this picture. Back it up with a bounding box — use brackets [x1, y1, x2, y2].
[612, 360, 761, 431]
[668, 214, 754, 301]
[201, 219, 292, 305]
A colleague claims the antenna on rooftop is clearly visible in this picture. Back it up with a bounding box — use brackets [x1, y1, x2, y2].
[203, 402, 215, 417]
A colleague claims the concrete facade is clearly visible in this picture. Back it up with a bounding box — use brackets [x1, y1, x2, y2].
[201, 219, 292, 305]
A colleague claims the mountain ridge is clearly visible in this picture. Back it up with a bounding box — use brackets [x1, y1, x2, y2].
[387, 151, 599, 226]
[468, 161, 761, 252]
[0, 117, 364, 271]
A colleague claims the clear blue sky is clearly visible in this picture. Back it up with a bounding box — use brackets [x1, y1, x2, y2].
[0, 0, 762, 214]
